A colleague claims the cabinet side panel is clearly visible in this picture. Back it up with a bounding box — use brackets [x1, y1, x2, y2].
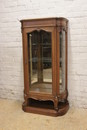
[22, 28, 29, 94]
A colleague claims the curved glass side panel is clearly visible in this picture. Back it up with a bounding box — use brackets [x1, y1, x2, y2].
[59, 30, 66, 93]
[27, 30, 52, 93]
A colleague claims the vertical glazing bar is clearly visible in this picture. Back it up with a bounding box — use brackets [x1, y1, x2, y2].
[65, 30, 68, 91]
[56, 27, 60, 95]
[29, 34, 32, 80]
[52, 27, 57, 96]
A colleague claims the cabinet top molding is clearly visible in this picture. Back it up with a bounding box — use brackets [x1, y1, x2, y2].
[20, 17, 68, 22]
[20, 17, 68, 28]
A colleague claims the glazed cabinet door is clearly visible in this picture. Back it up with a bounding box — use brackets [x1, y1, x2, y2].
[23, 27, 56, 96]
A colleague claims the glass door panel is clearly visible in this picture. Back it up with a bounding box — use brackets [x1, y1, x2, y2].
[27, 30, 52, 93]
[59, 30, 66, 93]
[41, 31, 52, 83]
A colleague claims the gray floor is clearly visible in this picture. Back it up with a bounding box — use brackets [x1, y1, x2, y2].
[0, 98, 87, 130]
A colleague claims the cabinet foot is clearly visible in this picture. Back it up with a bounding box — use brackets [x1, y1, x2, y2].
[54, 96, 59, 110]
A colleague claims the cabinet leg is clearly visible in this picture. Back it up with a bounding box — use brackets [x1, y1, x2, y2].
[24, 93, 28, 105]
[54, 96, 58, 110]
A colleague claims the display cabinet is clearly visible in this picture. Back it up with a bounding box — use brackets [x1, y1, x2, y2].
[20, 17, 69, 116]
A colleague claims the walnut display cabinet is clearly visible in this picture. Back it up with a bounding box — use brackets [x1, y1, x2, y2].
[20, 17, 69, 116]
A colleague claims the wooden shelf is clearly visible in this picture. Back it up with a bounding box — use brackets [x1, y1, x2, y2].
[30, 83, 52, 93]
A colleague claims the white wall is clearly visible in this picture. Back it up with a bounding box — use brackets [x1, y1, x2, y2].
[0, 0, 87, 108]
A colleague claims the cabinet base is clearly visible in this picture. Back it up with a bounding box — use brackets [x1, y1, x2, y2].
[22, 101, 69, 117]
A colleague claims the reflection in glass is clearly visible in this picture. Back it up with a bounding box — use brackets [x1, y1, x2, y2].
[27, 30, 52, 93]
[59, 31, 66, 93]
